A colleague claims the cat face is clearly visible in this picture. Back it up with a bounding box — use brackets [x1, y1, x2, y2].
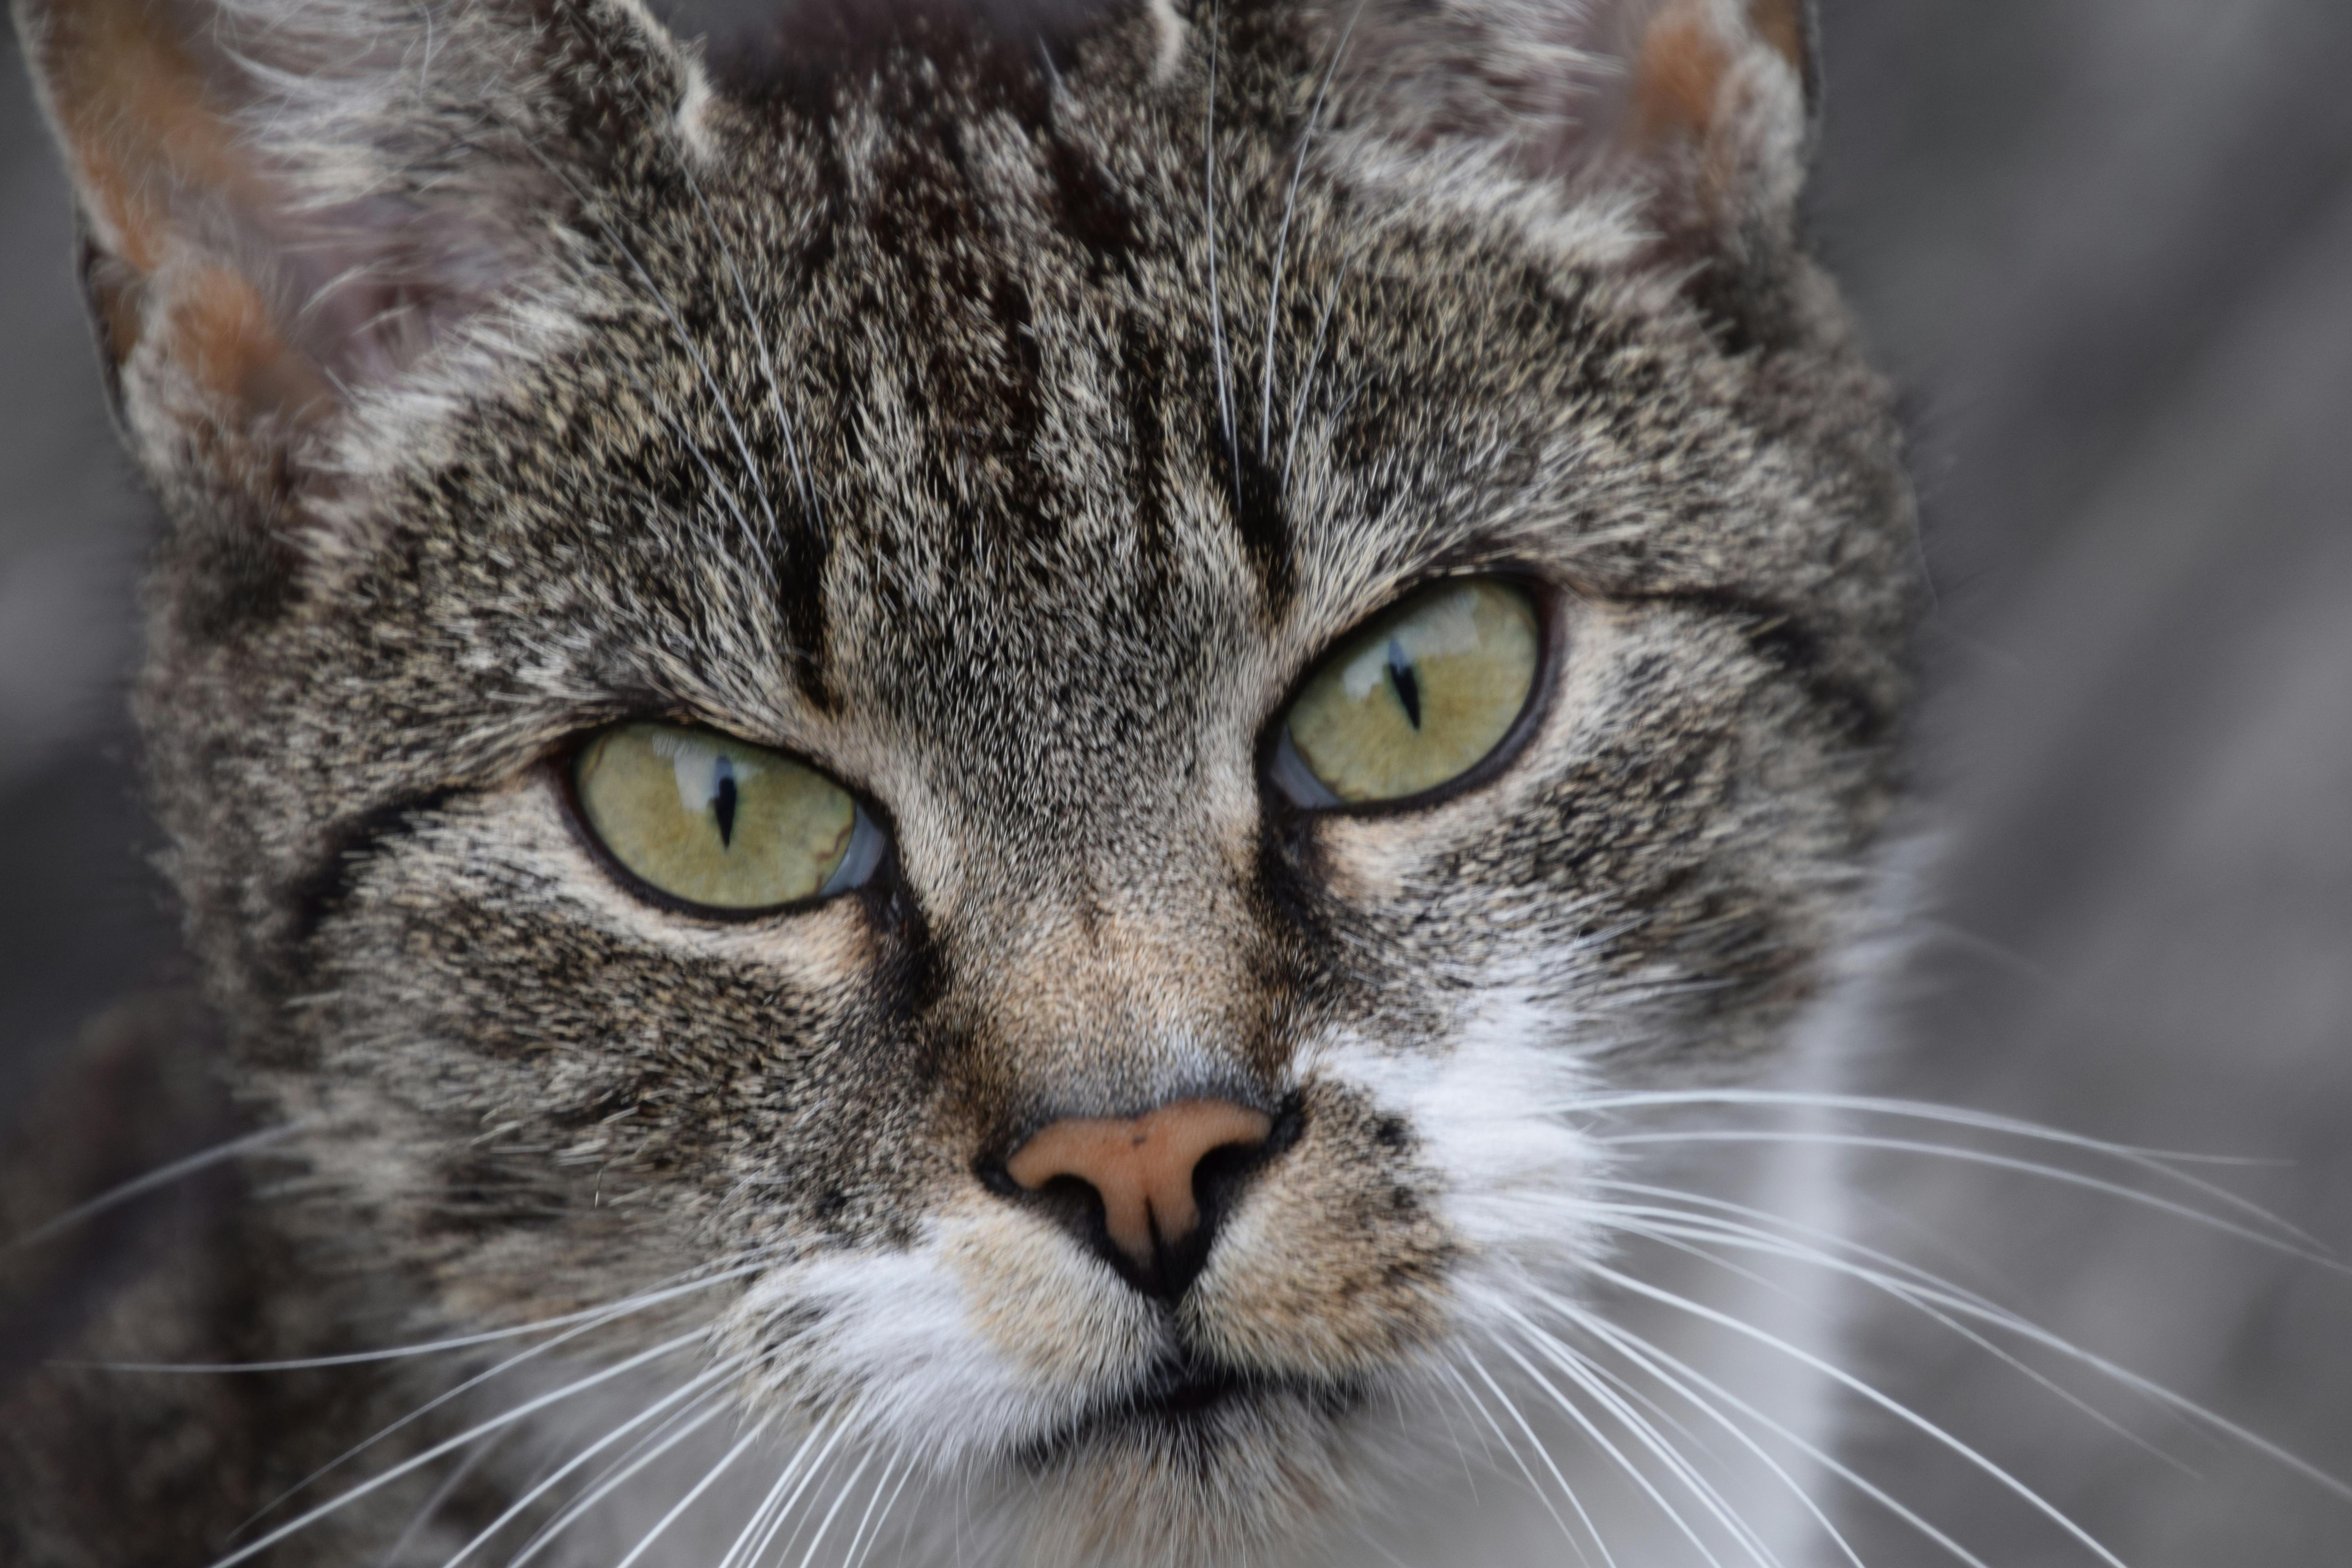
[25, 0, 1914, 1559]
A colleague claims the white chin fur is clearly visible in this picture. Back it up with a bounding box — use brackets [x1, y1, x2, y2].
[568, 977, 1854, 1568]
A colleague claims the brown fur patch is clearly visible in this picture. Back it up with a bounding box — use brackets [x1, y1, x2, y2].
[165, 267, 327, 421]
[38, 0, 257, 275]
[1633, 9, 1734, 147]
[1748, 0, 1808, 74]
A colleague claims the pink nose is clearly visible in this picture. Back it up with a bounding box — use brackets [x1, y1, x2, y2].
[1004, 1099, 1274, 1268]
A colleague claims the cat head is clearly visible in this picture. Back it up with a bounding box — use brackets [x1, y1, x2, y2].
[20, 0, 1913, 1559]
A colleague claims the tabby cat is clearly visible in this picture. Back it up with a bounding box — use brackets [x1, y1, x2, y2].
[2, 0, 1924, 1563]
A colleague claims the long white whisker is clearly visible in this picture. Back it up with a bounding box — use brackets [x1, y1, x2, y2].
[1584, 1261, 2133, 1568]
[1448, 1354, 1615, 1568]
[714, 1422, 832, 1568]
[791, 1447, 879, 1568]
[1589, 1203, 2189, 1468]
[609, 1417, 770, 1568]
[199, 1326, 715, 1568]
[837, 1447, 910, 1568]
[1258, 0, 1361, 454]
[500, 1398, 736, 1568]
[1589, 1179, 2011, 1316]
[1544, 1321, 1869, 1568]
[1611, 1201, 2352, 1502]
[230, 1258, 770, 1536]
[1582, 1090, 2320, 1243]
[1437, 1360, 1600, 1567]
[1552, 1297, 1985, 1568]
[79, 1251, 775, 1374]
[1202, 3, 1238, 491]
[380, 1428, 507, 1568]
[439, 1355, 751, 1568]
[1425, 1363, 1492, 1501]
[7, 1124, 301, 1253]
[1598, 1130, 2341, 1268]
[737, 1423, 854, 1568]
[1484, 1332, 1758, 1568]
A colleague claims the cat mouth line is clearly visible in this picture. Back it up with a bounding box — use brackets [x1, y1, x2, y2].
[1013, 1359, 1363, 1469]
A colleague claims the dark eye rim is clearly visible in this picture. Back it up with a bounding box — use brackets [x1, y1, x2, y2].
[552, 720, 893, 924]
[1257, 571, 1565, 819]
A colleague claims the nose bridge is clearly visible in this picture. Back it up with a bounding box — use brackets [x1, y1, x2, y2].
[961, 826, 1276, 1114]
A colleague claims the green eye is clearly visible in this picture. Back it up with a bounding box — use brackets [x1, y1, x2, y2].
[573, 723, 880, 911]
[1274, 578, 1542, 806]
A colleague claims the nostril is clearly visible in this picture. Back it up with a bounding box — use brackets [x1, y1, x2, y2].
[1189, 1097, 1303, 1225]
[991, 1096, 1290, 1301]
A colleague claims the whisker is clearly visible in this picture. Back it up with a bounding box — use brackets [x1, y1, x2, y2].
[1597, 1130, 2341, 1268]
[1589, 1180, 2011, 1315]
[1581, 1089, 2321, 1245]
[198, 1326, 716, 1568]
[1448, 1354, 1616, 1568]
[714, 1422, 833, 1568]
[1425, 1364, 1491, 1503]
[1201, 3, 1239, 494]
[5, 1123, 301, 1254]
[379, 1428, 508, 1568]
[1258, 0, 1361, 455]
[735, 1422, 855, 1568]
[1532, 1319, 1871, 1568]
[73, 1250, 775, 1373]
[1607, 1200, 2352, 1503]
[438, 1363, 740, 1568]
[838, 1446, 912, 1568]
[1587, 1203, 2188, 1469]
[610, 1416, 771, 1568]
[1582, 1261, 2134, 1568]
[1548, 1297, 1985, 1568]
[228, 1256, 775, 1536]
[1485, 1332, 1763, 1568]
[789, 1446, 879, 1568]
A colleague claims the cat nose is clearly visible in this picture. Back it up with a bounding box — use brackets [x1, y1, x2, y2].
[1002, 1099, 1276, 1299]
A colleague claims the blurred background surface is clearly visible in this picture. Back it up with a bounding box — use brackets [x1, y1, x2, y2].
[1, 2, 2347, 1561]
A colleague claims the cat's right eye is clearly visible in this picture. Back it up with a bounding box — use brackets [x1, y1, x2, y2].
[572, 723, 884, 913]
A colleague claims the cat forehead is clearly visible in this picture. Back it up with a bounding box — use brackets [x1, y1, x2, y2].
[513, 78, 1554, 659]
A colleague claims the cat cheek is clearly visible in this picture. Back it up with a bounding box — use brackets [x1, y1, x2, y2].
[1181, 1080, 1460, 1380]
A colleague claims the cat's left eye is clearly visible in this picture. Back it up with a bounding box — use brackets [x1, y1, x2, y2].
[1270, 577, 1544, 808]
[571, 723, 885, 913]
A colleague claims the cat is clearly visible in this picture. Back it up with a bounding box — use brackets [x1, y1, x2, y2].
[0, 0, 1927, 1564]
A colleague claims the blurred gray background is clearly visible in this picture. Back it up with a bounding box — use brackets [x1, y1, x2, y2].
[1, 2, 2347, 1561]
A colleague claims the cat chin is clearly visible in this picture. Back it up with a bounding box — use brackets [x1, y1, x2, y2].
[973, 1375, 1401, 1568]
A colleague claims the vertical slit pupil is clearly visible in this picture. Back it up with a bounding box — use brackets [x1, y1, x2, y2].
[1385, 639, 1423, 730]
[711, 759, 739, 847]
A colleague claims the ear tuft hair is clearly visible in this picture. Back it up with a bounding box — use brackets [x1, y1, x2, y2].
[1316, 0, 1818, 277]
[15, 0, 692, 564]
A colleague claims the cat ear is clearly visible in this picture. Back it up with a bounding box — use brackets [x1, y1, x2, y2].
[1322, 0, 1818, 285]
[15, 0, 680, 547]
